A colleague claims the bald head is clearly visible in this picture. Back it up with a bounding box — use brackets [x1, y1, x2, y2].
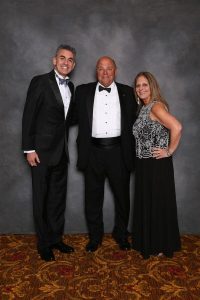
[96, 56, 117, 87]
[96, 56, 117, 69]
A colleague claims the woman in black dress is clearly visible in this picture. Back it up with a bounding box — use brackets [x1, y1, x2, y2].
[132, 72, 182, 259]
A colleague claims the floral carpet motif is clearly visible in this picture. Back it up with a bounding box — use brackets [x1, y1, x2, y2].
[0, 234, 200, 299]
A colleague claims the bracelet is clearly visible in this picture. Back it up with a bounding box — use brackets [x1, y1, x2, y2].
[166, 149, 172, 157]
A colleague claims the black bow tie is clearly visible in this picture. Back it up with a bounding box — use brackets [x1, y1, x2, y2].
[58, 77, 70, 85]
[99, 85, 111, 93]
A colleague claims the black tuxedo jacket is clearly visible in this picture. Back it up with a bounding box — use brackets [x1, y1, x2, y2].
[75, 82, 137, 171]
[22, 70, 75, 165]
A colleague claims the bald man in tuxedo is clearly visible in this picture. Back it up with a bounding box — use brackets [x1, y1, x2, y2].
[75, 56, 137, 252]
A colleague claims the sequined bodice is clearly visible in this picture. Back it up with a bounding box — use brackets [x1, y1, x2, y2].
[133, 101, 169, 159]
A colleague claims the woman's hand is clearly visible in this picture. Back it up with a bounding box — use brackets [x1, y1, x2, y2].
[152, 148, 171, 159]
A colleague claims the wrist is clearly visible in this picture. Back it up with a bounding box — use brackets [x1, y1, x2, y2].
[166, 148, 172, 157]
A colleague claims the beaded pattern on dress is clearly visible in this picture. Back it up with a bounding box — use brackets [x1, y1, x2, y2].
[133, 100, 169, 159]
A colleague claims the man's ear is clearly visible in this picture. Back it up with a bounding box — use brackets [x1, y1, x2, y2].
[114, 68, 117, 78]
[52, 56, 56, 67]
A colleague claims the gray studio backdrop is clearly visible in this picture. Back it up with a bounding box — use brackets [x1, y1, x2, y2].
[0, 0, 199, 234]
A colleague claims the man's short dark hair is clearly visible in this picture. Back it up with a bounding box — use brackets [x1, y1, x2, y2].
[55, 44, 76, 60]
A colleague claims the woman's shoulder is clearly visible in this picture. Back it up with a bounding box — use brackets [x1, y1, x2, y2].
[150, 101, 169, 123]
[151, 101, 167, 113]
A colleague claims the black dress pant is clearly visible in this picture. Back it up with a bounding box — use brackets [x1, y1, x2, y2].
[31, 153, 68, 250]
[84, 144, 130, 242]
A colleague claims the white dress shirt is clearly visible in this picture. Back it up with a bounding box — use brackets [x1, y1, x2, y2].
[54, 70, 71, 118]
[92, 82, 121, 138]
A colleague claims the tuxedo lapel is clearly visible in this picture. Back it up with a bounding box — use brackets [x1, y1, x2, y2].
[65, 81, 74, 120]
[48, 70, 64, 108]
[68, 81, 74, 95]
[86, 83, 97, 130]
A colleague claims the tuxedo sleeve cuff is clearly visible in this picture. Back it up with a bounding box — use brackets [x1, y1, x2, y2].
[24, 150, 35, 153]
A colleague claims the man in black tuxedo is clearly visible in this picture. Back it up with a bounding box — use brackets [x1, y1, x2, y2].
[75, 56, 137, 252]
[22, 45, 76, 261]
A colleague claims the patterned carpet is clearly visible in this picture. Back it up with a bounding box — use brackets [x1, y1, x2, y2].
[0, 234, 200, 300]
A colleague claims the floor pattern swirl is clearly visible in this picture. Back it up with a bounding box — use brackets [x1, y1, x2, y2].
[1, 234, 200, 299]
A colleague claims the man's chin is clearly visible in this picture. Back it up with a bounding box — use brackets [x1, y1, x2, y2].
[100, 82, 112, 87]
[58, 72, 69, 77]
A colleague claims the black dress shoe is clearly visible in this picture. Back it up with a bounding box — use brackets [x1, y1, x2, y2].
[142, 253, 150, 260]
[51, 241, 74, 253]
[115, 238, 131, 251]
[38, 248, 55, 261]
[86, 240, 101, 252]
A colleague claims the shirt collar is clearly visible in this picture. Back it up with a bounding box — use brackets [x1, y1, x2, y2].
[54, 69, 69, 80]
[97, 81, 116, 90]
